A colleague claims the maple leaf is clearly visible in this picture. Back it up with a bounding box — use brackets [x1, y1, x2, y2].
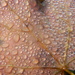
[0, 0, 75, 75]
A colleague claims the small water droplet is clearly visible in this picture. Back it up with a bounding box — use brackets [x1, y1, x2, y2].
[0, 55, 5, 59]
[17, 68, 24, 74]
[24, 55, 27, 59]
[44, 34, 49, 39]
[69, 12, 72, 16]
[42, 58, 46, 61]
[7, 23, 14, 29]
[12, 50, 18, 55]
[33, 58, 39, 65]
[13, 34, 20, 42]
[40, 70, 44, 74]
[21, 38, 25, 42]
[15, 15, 19, 19]
[29, 46, 32, 50]
[26, 1, 29, 5]
[14, 0, 19, 4]
[16, 56, 20, 60]
[39, 25, 43, 29]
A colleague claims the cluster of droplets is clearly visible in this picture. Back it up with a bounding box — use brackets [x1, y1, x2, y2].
[0, 0, 75, 75]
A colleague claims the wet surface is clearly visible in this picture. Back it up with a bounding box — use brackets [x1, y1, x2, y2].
[0, 0, 75, 75]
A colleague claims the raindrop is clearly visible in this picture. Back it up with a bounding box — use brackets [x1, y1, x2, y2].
[17, 68, 24, 74]
[13, 34, 20, 43]
[2, 43, 9, 48]
[1, 1, 7, 7]
[5, 66, 13, 73]
[14, 0, 19, 4]
[33, 58, 39, 65]
[44, 39, 51, 44]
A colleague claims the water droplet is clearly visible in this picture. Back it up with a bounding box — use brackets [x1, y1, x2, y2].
[28, 25, 33, 31]
[5, 66, 13, 73]
[24, 55, 27, 59]
[12, 50, 18, 55]
[22, 24, 29, 32]
[13, 34, 20, 42]
[21, 38, 25, 42]
[26, 1, 29, 5]
[69, 12, 72, 16]
[29, 46, 32, 50]
[68, 26, 73, 32]
[5, 0, 8, 1]
[16, 56, 20, 60]
[14, 0, 19, 4]
[2, 43, 9, 48]
[44, 39, 50, 44]
[39, 25, 43, 29]
[1, 1, 7, 7]
[44, 34, 49, 39]
[33, 58, 39, 65]
[15, 15, 19, 19]
[7, 56, 12, 60]
[29, 41, 33, 45]
[17, 68, 24, 74]
[44, 24, 50, 28]
[7, 23, 14, 29]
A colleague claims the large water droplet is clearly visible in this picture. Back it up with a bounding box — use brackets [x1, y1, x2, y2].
[14, 0, 19, 4]
[1, 1, 7, 7]
[13, 34, 20, 43]
[2, 43, 9, 48]
[5, 66, 13, 73]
